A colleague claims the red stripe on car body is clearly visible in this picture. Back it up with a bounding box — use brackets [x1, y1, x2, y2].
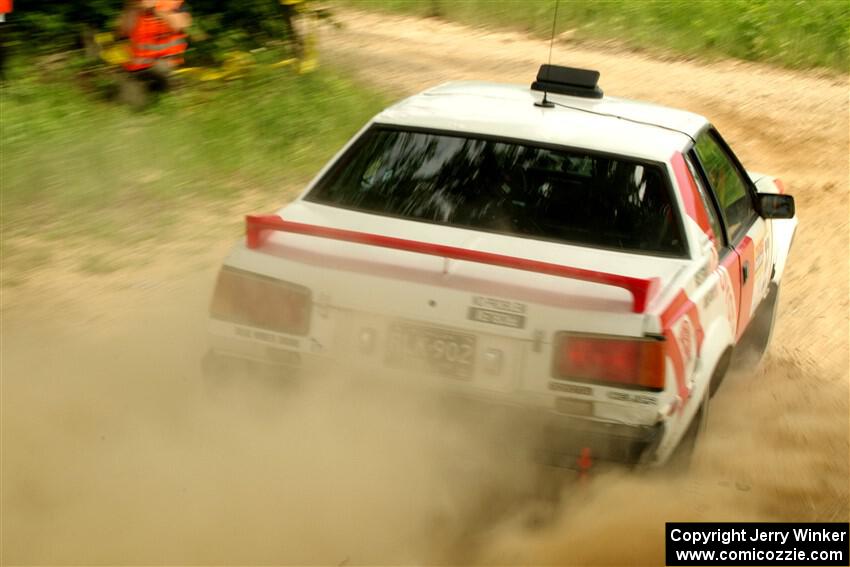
[660, 289, 705, 407]
[670, 152, 716, 243]
[663, 328, 688, 405]
[720, 252, 742, 338]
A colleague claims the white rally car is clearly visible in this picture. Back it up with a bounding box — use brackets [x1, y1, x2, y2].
[204, 65, 796, 468]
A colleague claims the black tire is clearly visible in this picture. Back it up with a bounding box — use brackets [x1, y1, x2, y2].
[666, 389, 710, 472]
[709, 347, 733, 398]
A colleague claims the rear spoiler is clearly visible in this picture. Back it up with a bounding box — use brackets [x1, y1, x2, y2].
[245, 214, 660, 313]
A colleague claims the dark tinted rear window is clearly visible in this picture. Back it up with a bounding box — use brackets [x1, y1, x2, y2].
[306, 127, 686, 256]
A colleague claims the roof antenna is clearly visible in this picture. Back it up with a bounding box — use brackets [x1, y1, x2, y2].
[535, 0, 559, 108]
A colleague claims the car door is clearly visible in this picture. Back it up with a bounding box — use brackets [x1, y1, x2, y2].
[691, 128, 768, 340]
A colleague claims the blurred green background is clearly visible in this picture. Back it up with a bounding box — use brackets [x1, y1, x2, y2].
[1, 0, 848, 280]
[342, 0, 850, 72]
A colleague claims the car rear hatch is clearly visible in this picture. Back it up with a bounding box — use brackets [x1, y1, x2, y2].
[212, 202, 688, 403]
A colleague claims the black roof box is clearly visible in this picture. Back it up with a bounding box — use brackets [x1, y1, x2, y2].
[531, 64, 603, 99]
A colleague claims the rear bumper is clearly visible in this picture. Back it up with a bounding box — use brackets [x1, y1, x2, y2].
[201, 348, 663, 467]
[201, 349, 306, 382]
[539, 415, 663, 468]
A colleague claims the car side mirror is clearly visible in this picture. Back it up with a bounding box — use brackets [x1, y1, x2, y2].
[757, 193, 795, 219]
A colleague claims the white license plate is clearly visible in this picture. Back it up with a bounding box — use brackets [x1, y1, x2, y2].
[386, 323, 476, 379]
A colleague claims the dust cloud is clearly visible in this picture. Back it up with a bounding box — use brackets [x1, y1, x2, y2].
[474, 361, 849, 565]
[5, 6, 849, 565]
[3, 265, 846, 566]
[2, 270, 543, 565]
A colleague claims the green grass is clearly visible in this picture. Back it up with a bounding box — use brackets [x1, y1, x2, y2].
[0, 59, 388, 248]
[338, 0, 850, 72]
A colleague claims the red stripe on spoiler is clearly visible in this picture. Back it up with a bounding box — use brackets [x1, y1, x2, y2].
[245, 214, 661, 313]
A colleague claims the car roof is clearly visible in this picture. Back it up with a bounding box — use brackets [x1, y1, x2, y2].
[374, 81, 709, 162]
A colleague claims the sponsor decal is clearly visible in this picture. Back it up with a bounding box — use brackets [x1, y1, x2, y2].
[718, 267, 738, 335]
[468, 307, 526, 329]
[471, 296, 527, 314]
[468, 296, 528, 329]
[549, 382, 593, 396]
[607, 391, 657, 405]
[703, 285, 719, 310]
[234, 325, 300, 347]
[678, 318, 694, 368]
[695, 264, 709, 286]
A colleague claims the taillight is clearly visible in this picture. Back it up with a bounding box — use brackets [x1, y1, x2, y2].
[210, 268, 311, 336]
[553, 333, 665, 391]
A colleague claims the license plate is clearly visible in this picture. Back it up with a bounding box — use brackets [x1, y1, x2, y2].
[386, 323, 476, 379]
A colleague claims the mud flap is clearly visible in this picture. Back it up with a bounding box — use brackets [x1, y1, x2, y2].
[735, 282, 779, 367]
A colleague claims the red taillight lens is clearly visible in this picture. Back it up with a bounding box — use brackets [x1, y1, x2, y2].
[210, 268, 311, 336]
[553, 333, 664, 390]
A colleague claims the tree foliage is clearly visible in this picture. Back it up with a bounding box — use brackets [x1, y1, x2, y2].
[5, 1, 302, 57]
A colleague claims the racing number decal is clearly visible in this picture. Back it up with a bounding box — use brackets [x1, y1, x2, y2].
[666, 248, 742, 412]
[660, 291, 704, 408]
[717, 263, 738, 337]
[677, 318, 695, 369]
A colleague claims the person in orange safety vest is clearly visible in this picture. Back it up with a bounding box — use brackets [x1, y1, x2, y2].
[0, 0, 12, 23]
[120, 0, 191, 73]
[0, 0, 11, 79]
[118, 0, 191, 106]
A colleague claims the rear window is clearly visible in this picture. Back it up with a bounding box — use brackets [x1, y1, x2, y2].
[306, 127, 686, 256]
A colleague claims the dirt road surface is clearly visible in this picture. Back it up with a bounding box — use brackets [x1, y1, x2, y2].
[3, 10, 848, 565]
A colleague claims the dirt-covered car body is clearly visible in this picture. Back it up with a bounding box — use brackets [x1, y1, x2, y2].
[204, 67, 797, 466]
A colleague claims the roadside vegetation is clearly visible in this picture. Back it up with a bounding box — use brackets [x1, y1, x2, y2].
[0, 0, 384, 247]
[2, 0, 846, 284]
[1, 59, 386, 279]
[338, 0, 850, 73]
[1, 1, 388, 281]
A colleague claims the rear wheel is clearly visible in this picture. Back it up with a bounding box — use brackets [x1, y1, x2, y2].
[709, 348, 733, 398]
[665, 350, 733, 471]
[666, 389, 710, 472]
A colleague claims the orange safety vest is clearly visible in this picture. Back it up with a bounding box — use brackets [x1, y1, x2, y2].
[125, 1, 188, 72]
